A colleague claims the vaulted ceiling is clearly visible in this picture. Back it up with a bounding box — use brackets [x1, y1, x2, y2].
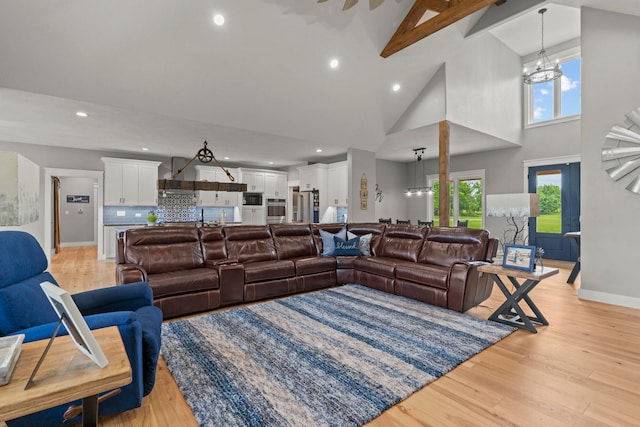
[0, 0, 638, 167]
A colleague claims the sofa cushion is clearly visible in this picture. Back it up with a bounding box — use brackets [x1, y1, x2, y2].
[420, 227, 489, 267]
[148, 268, 219, 298]
[271, 224, 316, 259]
[199, 227, 227, 261]
[333, 236, 361, 256]
[335, 256, 357, 269]
[319, 227, 347, 256]
[293, 256, 337, 276]
[353, 257, 397, 278]
[395, 262, 450, 290]
[223, 226, 278, 263]
[377, 225, 426, 263]
[124, 227, 204, 274]
[244, 260, 295, 284]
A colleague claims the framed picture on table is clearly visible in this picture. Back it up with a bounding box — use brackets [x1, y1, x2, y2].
[502, 244, 536, 272]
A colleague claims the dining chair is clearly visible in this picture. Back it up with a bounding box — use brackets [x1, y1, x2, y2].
[457, 220, 469, 227]
[378, 218, 392, 224]
[418, 220, 434, 227]
[396, 219, 411, 225]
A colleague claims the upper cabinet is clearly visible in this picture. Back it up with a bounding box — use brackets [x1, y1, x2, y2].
[103, 158, 161, 206]
[240, 170, 265, 193]
[264, 172, 288, 198]
[297, 164, 328, 192]
[327, 161, 348, 206]
[195, 165, 241, 207]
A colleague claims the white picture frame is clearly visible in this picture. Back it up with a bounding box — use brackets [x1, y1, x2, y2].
[40, 281, 108, 368]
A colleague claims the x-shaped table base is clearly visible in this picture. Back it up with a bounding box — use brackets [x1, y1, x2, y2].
[488, 274, 548, 333]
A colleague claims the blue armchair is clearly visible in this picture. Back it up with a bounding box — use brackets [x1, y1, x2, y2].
[0, 231, 162, 427]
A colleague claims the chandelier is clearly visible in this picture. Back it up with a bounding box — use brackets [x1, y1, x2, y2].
[406, 148, 433, 197]
[522, 8, 562, 85]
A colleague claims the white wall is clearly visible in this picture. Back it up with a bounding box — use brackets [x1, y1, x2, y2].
[389, 64, 446, 134]
[580, 8, 640, 308]
[446, 33, 522, 145]
[374, 159, 408, 222]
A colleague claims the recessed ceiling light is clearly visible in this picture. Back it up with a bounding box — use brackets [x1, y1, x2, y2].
[316, 148, 323, 153]
[329, 58, 339, 69]
[141, 147, 149, 151]
[75, 111, 88, 117]
[268, 161, 274, 165]
[213, 14, 225, 26]
[392, 83, 401, 92]
[223, 156, 230, 160]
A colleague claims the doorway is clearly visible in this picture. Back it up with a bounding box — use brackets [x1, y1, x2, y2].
[528, 162, 580, 261]
[44, 168, 104, 262]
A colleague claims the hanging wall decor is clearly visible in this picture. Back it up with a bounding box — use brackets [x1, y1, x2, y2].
[360, 174, 368, 210]
[602, 106, 640, 194]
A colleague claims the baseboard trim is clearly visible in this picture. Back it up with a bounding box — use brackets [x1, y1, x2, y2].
[60, 241, 96, 247]
[579, 288, 640, 310]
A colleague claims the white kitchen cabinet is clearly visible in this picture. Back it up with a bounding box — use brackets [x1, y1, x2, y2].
[240, 170, 265, 193]
[242, 206, 266, 225]
[104, 226, 117, 259]
[297, 164, 328, 191]
[103, 158, 161, 206]
[195, 166, 241, 207]
[264, 172, 288, 198]
[327, 161, 348, 206]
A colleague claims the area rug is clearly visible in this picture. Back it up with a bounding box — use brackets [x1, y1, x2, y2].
[161, 284, 515, 427]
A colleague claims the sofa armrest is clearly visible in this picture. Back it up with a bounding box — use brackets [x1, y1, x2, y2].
[447, 261, 493, 312]
[205, 258, 240, 267]
[11, 311, 138, 343]
[116, 264, 147, 285]
[485, 238, 499, 262]
[217, 263, 245, 306]
[73, 282, 154, 315]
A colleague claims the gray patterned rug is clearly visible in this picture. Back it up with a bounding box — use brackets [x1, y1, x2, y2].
[161, 284, 514, 427]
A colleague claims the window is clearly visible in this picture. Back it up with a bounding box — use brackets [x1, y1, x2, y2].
[525, 54, 581, 126]
[427, 170, 485, 228]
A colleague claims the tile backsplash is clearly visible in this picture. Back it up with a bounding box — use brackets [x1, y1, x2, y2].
[104, 192, 235, 224]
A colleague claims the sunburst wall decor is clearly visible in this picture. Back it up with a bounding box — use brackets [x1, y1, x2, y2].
[601, 106, 640, 194]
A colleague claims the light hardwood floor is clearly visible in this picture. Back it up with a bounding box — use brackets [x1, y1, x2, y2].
[51, 246, 640, 427]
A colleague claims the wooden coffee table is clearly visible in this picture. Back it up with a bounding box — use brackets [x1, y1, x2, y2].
[478, 263, 559, 333]
[0, 326, 131, 427]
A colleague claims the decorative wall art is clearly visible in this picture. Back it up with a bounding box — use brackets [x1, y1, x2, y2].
[360, 174, 368, 210]
[0, 152, 39, 226]
[601, 106, 640, 194]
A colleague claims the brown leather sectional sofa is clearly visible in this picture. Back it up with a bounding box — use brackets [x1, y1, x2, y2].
[116, 223, 498, 319]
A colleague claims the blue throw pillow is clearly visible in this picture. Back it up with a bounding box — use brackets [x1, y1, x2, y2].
[333, 236, 361, 256]
[347, 231, 372, 256]
[319, 227, 347, 256]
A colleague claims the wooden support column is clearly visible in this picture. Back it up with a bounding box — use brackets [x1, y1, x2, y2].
[439, 120, 450, 226]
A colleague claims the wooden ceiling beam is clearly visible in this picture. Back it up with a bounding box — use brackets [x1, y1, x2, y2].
[381, 0, 499, 58]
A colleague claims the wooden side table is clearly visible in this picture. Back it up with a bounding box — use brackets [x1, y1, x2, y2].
[0, 326, 132, 427]
[478, 264, 559, 333]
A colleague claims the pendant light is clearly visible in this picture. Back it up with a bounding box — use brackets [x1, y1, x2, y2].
[406, 148, 433, 197]
[522, 8, 562, 85]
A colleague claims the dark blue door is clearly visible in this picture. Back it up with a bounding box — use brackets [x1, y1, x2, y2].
[528, 162, 580, 261]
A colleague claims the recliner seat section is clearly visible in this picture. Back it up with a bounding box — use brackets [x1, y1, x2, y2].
[116, 227, 221, 318]
[222, 225, 297, 302]
[271, 224, 336, 292]
[116, 223, 498, 319]
[353, 225, 427, 294]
